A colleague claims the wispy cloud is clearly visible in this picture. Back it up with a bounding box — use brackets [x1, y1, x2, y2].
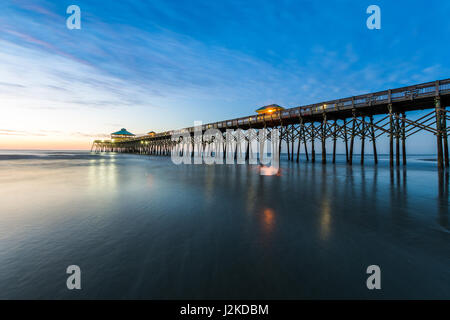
[0, 39, 164, 111]
[0, 129, 48, 136]
[0, 129, 109, 139]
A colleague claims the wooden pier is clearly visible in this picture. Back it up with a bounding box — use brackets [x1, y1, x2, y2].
[92, 79, 450, 169]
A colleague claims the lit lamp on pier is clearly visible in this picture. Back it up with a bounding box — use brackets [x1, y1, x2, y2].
[148, 131, 156, 137]
[255, 104, 285, 114]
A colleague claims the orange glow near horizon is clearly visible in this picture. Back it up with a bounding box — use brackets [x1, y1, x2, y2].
[0, 136, 93, 150]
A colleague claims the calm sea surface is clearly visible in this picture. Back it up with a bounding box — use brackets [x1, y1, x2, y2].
[0, 150, 448, 299]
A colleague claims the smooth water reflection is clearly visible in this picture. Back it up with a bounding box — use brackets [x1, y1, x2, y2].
[0, 151, 448, 299]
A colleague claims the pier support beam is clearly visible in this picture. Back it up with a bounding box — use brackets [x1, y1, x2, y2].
[291, 125, 295, 162]
[245, 136, 250, 162]
[396, 113, 400, 166]
[277, 126, 282, 160]
[343, 119, 349, 163]
[389, 104, 394, 167]
[370, 115, 378, 164]
[322, 115, 327, 164]
[402, 112, 407, 166]
[361, 116, 365, 165]
[223, 140, 226, 161]
[332, 120, 337, 164]
[349, 113, 356, 166]
[443, 106, 449, 168]
[286, 130, 290, 161]
[303, 124, 309, 161]
[296, 119, 302, 163]
[311, 123, 316, 163]
[436, 98, 444, 170]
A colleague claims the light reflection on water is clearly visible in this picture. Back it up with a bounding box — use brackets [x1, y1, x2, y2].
[88, 156, 118, 193]
[262, 208, 275, 234]
[320, 199, 331, 241]
[0, 151, 448, 299]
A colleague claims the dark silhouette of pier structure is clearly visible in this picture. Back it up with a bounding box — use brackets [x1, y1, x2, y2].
[92, 79, 450, 169]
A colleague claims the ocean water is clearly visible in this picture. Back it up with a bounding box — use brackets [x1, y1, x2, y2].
[0, 150, 448, 299]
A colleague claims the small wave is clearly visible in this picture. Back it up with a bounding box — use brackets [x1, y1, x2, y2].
[0, 155, 46, 160]
[0, 152, 101, 161]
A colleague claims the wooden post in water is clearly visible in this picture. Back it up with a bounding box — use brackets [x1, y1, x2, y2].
[296, 119, 301, 163]
[291, 125, 295, 162]
[361, 116, 365, 165]
[223, 139, 226, 161]
[389, 104, 394, 167]
[191, 135, 195, 158]
[278, 126, 282, 161]
[436, 98, 444, 170]
[396, 113, 400, 166]
[286, 131, 290, 161]
[233, 136, 237, 160]
[245, 136, 250, 162]
[343, 119, 349, 163]
[311, 123, 316, 163]
[349, 113, 356, 165]
[443, 106, 449, 168]
[332, 120, 337, 164]
[370, 115, 378, 164]
[322, 115, 326, 164]
[303, 124, 309, 161]
[402, 112, 407, 166]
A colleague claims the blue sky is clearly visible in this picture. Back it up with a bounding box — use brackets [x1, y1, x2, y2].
[0, 0, 449, 150]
